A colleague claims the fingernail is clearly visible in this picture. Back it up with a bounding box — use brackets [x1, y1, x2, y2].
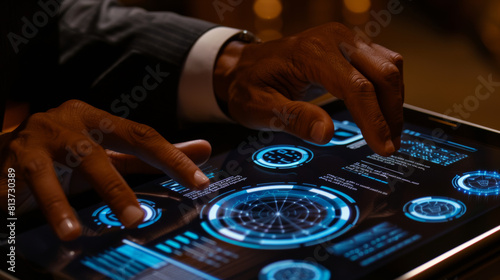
[385, 139, 396, 155]
[393, 136, 401, 150]
[194, 170, 210, 189]
[57, 218, 77, 239]
[310, 121, 326, 143]
[121, 205, 144, 228]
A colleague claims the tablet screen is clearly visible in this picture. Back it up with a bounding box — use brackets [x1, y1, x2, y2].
[11, 101, 500, 280]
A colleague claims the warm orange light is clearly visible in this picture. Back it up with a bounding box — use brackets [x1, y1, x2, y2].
[256, 29, 283, 41]
[343, 0, 371, 14]
[253, 0, 283, 20]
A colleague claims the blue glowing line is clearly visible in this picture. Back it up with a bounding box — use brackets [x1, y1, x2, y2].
[122, 240, 220, 280]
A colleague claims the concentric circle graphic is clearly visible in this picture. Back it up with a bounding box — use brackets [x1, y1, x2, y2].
[92, 199, 162, 229]
[258, 260, 330, 280]
[252, 145, 313, 169]
[201, 184, 358, 249]
[404, 196, 466, 223]
[452, 171, 500, 196]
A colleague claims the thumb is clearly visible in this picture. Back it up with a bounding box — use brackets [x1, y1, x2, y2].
[273, 100, 334, 144]
[230, 90, 334, 144]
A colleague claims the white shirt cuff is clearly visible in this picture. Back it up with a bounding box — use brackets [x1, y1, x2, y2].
[177, 27, 242, 123]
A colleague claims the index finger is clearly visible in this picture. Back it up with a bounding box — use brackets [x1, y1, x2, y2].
[347, 42, 404, 149]
[74, 106, 210, 190]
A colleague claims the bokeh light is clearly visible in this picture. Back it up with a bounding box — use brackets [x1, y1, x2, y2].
[343, 0, 371, 14]
[253, 0, 283, 20]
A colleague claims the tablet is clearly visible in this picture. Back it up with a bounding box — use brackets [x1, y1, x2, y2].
[4, 99, 500, 280]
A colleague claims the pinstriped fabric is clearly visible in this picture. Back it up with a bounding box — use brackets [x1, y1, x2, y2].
[59, 0, 215, 107]
[59, 0, 216, 69]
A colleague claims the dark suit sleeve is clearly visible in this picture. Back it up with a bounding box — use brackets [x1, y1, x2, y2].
[57, 0, 217, 134]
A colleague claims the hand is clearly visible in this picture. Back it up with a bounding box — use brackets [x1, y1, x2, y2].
[214, 23, 404, 156]
[0, 100, 211, 241]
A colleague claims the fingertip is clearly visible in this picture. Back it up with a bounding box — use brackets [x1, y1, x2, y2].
[393, 135, 401, 151]
[194, 170, 210, 189]
[310, 121, 327, 144]
[57, 217, 82, 241]
[384, 139, 396, 156]
[174, 140, 212, 166]
[120, 205, 144, 228]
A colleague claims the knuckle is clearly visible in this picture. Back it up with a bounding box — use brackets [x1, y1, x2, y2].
[391, 53, 404, 64]
[326, 22, 350, 34]
[99, 179, 128, 201]
[22, 154, 52, 176]
[163, 148, 192, 170]
[273, 102, 307, 132]
[41, 194, 66, 214]
[350, 76, 375, 93]
[58, 99, 89, 112]
[66, 135, 104, 161]
[127, 123, 161, 146]
[379, 61, 401, 85]
[8, 137, 24, 154]
[26, 112, 50, 127]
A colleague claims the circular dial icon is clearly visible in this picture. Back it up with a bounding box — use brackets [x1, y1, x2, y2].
[252, 145, 313, 169]
[259, 260, 330, 280]
[404, 196, 466, 223]
[92, 199, 162, 229]
[201, 184, 358, 249]
[452, 171, 500, 196]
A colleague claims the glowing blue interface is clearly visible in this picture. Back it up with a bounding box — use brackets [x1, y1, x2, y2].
[306, 120, 363, 146]
[403, 197, 466, 223]
[154, 230, 239, 268]
[201, 184, 358, 250]
[399, 129, 475, 166]
[252, 145, 313, 169]
[161, 165, 221, 194]
[328, 222, 421, 267]
[15, 104, 500, 280]
[259, 260, 330, 280]
[82, 240, 219, 280]
[452, 171, 500, 196]
[92, 199, 162, 229]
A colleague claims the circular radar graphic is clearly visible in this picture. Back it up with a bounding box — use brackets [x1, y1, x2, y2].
[201, 184, 358, 249]
[92, 199, 162, 229]
[404, 196, 466, 223]
[259, 260, 330, 280]
[452, 171, 500, 196]
[252, 145, 313, 169]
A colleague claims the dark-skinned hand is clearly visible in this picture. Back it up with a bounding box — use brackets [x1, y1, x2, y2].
[214, 22, 404, 156]
[0, 100, 211, 241]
